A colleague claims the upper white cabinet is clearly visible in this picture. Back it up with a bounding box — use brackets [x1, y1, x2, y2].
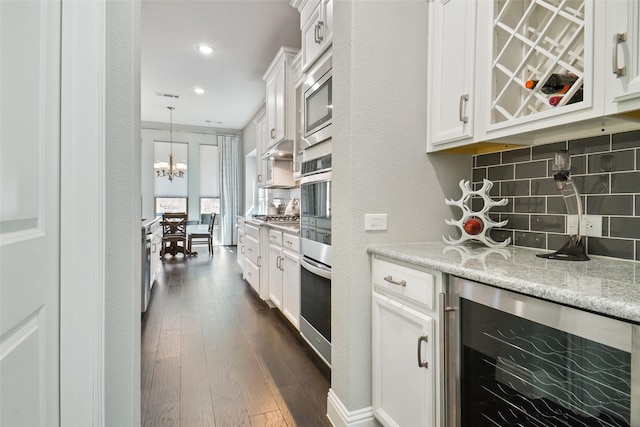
[255, 109, 267, 186]
[263, 47, 299, 149]
[605, 0, 640, 114]
[426, 0, 477, 148]
[427, 0, 640, 153]
[293, 0, 333, 72]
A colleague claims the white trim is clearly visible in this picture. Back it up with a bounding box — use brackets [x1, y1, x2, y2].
[327, 389, 376, 427]
[60, 0, 106, 425]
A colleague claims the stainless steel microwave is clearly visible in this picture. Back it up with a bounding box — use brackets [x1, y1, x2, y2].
[302, 55, 332, 149]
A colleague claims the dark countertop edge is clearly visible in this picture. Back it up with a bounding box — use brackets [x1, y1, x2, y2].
[367, 244, 640, 324]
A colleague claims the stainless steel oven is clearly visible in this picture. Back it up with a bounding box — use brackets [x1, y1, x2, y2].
[444, 277, 640, 427]
[302, 54, 332, 149]
[300, 154, 332, 366]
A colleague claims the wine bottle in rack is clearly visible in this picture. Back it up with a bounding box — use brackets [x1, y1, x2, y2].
[549, 87, 583, 106]
[524, 73, 579, 94]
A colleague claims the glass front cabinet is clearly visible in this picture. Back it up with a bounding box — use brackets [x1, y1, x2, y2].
[427, 0, 640, 153]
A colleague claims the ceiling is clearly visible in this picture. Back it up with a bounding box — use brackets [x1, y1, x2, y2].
[141, 0, 301, 130]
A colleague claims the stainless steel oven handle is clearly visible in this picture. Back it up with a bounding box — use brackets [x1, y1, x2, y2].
[439, 291, 457, 427]
[300, 256, 331, 280]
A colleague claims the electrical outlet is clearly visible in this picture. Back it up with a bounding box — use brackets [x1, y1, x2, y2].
[581, 215, 603, 237]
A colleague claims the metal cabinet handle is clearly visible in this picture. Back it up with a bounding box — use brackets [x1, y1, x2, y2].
[270, 128, 276, 139]
[257, 255, 262, 268]
[241, 246, 244, 254]
[257, 174, 262, 183]
[270, 235, 276, 240]
[247, 271, 252, 277]
[417, 335, 429, 368]
[316, 21, 324, 43]
[383, 275, 406, 287]
[459, 94, 469, 123]
[613, 32, 627, 77]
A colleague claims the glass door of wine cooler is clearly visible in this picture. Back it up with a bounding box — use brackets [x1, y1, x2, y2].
[447, 277, 639, 427]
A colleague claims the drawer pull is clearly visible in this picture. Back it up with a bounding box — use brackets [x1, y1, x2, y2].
[384, 275, 406, 287]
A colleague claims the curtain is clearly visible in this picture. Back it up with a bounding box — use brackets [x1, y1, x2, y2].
[217, 134, 240, 245]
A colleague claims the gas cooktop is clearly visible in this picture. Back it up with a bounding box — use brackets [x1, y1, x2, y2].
[252, 214, 300, 223]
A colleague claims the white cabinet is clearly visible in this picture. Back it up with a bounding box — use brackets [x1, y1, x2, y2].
[150, 219, 161, 284]
[371, 257, 443, 427]
[426, 0, 477, 149]
[263, 47, 298, 148]
[255, 110, 267, 187]
[281, 233, 300, 329]
[243, 223, 262, 295]
[427, 0, 640, 153]
[268, 229, 284, 309]
[605, 0, 640, 114]
[298, 0, 333, 72]
[237, 217, 245, 271]
[266, 228, 301, 329]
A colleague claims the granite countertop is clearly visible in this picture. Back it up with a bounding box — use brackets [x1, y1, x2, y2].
[367, 242, 640, 324]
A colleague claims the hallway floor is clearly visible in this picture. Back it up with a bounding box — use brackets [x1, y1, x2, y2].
[141, 246, 331, 427]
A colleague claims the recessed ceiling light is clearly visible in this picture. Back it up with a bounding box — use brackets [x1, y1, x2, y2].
[194, 87, 205, 95]
[197, 44, 214, 55]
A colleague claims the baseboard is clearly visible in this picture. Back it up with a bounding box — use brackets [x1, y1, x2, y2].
[327, 389, 376, 427]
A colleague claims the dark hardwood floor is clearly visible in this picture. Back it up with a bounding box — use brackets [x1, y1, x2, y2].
[141, 246, 332, 427]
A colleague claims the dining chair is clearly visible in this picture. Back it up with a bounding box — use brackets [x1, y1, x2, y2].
[188, 213, 216, 256]
[160, 212, 188, 258]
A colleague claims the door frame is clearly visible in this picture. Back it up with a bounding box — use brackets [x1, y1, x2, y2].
[60, 0, 106, 424]
[60, 1, 141, 425]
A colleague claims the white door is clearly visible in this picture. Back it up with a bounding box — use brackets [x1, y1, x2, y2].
[0, 0, 61, 425]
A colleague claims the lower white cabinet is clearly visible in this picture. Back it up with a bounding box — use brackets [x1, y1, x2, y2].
[268, 229, 284, 309]
[372, 294, 435, 427]
[267, 228, 301, 329]
[371, 257, 443, 427]
[281, 240, 300, 329]
[237, 218, 245, 271]
[243, 223, 262, 295]
[150, 221, 161, 284]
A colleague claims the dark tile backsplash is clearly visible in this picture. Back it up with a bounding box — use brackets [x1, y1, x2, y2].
[471, 130, 640, 261]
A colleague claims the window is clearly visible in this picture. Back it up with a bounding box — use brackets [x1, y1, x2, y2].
[199, 144, 220, 221]
[155, 197, 187, 215]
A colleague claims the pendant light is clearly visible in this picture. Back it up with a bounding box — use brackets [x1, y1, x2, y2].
[154, 106, 187, 181]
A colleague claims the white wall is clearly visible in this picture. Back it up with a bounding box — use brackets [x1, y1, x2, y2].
[141, 126, 242, 222]
[105, 0, 141, 424]
[331, 0, 472, 414]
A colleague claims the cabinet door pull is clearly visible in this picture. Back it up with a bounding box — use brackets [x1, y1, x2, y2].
[258, 255, 262, 268]
[241, 246, 244, 254]
[612, 32, 627, 77]
[316, 21, 324, 43]
[270, 128, 276, 139]
[383, 275, 406, 287]
[459, 94, 469, 123]
[417, 335, 429, 368]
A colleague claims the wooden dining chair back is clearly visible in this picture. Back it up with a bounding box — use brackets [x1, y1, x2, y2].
[188, 213, 216, 256]
[161, 212, 188, 257]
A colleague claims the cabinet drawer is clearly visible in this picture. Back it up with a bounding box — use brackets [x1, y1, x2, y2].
[282, 233, 300, 252]
[245, 222, 259, 239]
[268, 229, 283, 246]
[245, 234, 260, 266]
[244, 258, 260, 293]
[372, 258, 436, 310]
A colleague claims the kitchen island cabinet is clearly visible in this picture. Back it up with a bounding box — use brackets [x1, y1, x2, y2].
[267, 226, 301, 329]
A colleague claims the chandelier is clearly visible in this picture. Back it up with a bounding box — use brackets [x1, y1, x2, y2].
[154, 106, 187, 181]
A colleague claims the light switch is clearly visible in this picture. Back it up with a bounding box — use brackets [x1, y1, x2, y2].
[365, 213, 388, 231]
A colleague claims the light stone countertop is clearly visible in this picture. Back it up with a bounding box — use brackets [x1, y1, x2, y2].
[367, 242, 640, 324]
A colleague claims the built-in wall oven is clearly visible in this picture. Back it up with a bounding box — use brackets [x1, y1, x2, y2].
[300, 154, 332, 366]
[445, 277, 640, 427]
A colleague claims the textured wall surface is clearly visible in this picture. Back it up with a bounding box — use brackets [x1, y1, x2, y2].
[105, 0, 141, 425]
[331, 0, 471, 412]
[472, 130, 640, 261]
